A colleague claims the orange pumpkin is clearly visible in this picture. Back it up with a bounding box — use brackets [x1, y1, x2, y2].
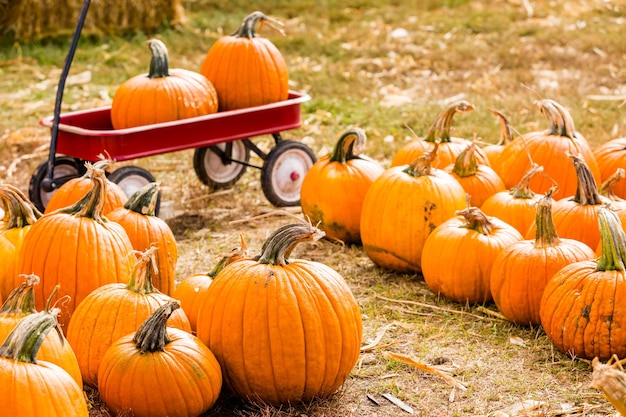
[490, 188, 596, 326]
[106, 182, 177, 295]
[361, 145, 467, 273]
[300, 128, 384, 244]
[497, 99, 600, 198]
[66, 247, 191, 387]
[111, 38, 218, 129]
[195, 223, 362, 405]
[200, 11, 289, 111]
[0, 307, 89, 416]
[390, 100, 489, 169]
[16, 164, 134, 331]
[98, 301, 222, 417]
[481, 108, 514, 173]
[593, 137, 626, 200]
[444, 142, 505, 207]
[598, 168, 626, 239]
[422, 206, 523, 304]
[540, 207, 626, 360]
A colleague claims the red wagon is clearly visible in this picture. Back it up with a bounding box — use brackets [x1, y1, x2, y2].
[31, 91, 315, 212]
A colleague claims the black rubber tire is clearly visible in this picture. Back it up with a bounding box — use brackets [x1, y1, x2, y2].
[260, 140, 316, 207]
[108, 165, 160, 215]
[28, 156, 86, 212]
[193, 141, 250, 189]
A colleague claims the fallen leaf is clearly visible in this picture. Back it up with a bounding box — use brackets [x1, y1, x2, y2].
[381, 393, 414, 414]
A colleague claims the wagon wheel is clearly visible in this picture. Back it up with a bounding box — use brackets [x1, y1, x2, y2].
[108, 165, 161, 215]
[261, 140, 316, 207]
[29, 156, 87, 212]
[193, 141, 251, 189]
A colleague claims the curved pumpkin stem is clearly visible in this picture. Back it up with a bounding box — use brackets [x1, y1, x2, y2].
[329, 128, 367, 164]
[126, 246, 160, 294]
[452, 143, 479, 177]
[233, 11, 285, 39]
[147, 39, 170, 79]
[599, 168, 626, 202]
[0, 183, 42, 230]
[535, 99, 576, 139]
[596, 207, 626, 272]
[569, 153, 602, 205]
[208, 234, 249, 278]
[404, 143, 438, 177]
[133, 300, 180, 353]
[490, 109, 513, 146]
[424, 100, 474, 143]
[509, 163, 543, 199]
[59, 163, 108, 222]
[0, 274, 39, 315]
[457, 206, 494, 235]
[0, 306, 62, 363]
[533, 187, 561, 248]
[255, 223, 325, 266]
[124, 182, 160, 217]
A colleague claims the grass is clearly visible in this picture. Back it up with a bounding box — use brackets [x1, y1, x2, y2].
[1, 0, 626, 416]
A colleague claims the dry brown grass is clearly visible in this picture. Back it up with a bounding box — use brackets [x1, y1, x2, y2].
[1, 0, 626, 416]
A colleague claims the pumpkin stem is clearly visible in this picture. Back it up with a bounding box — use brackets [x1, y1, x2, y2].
[533, 187, 561, 248]
[490, 109, 513, 146]
[451, 142, 479, 177]
[126, 246, 160, 294]
[124, 182, 160, 216]
[233, 11, 285, 38]
[404, 143, 438, 177]
[509, 163, 543, 199]
[535, 99, 576, 139]
[255, 223, 325, 266]
[147, 39, 170, 79]
[596, 207, 626, 272]
[208, 234, 249, 278]
[599, 168, 626, 202]
[0, 307, 62, 363]
[132, 300, 180, 353]
[456, 206, 494, 235]
[424, 100, 474, 143]
[0, 183, 42, 230]
[569, 153, 603, 205]
[329, 128, 367, 164]
[0, 274, 39, 315]
[58, 163, 108, 222]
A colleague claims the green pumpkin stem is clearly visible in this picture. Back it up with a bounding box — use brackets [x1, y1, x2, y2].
[126, 246, 160, 294]
[208, 234, 249, 278]
[596, 207, 626, 272]
[255, 223, 325, 266]
[0, 274, 39, 315]
[0, 307, 62, 363]
[533, 187, 561, 248]
[457, 206, 494, 236]
[404, 143, 438, 177]
[124, 182, 159, 216]
[147, 39, 170, 79]
[424, 100, 474, 143]
[329, 128, 367, 164]
[599, 168, 625, 202]
[490, 109, 513, 146]
[59, 163, 108, 221]
[509, 163, 543, 199]
[133, 300, 180, 353]
[569, 153, 602, 205]
[233, 11, 285, 39]
[452, 143, 479, 177]
[0, 184, 42, 230]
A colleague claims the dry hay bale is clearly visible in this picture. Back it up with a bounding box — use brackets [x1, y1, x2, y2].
[3, 0, 186, 42]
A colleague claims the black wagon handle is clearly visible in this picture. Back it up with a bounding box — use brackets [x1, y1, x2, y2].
[41, 0, 91, 192]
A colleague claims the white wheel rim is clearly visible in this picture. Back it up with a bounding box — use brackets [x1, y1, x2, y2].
[270, 149, 314, 203]
[203, 142, 247, 183]
[116, 175, 150, 198]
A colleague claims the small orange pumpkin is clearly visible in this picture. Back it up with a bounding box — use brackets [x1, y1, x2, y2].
[481, 109, 514, 173]
[200, 11, 289, 111]
[111, 38, 218, 129]
[300, 128, 384, 244]
[593, 137, 626, 200]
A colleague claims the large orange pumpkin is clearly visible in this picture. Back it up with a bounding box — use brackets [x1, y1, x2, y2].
[300, 128, 384, 244]
[390, 100, 489, 169]
[199, 11, 289, 111]
[497, 99, 600, 198]
[0, 307, 89, 416]
[195, 223, 362, 405]
[98, 301, 222, 417]
[540, 207, 626, 360]
[16, 164, 134, 331]
[361, 146, 467, 273]
[66, 247, 191, 387]
[106, 182, 178, 295]
[490, 188, 596, 326]
[111, 38, 218, 129]
[422, 206, 523, 304]
[593, 137, 626, 200]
